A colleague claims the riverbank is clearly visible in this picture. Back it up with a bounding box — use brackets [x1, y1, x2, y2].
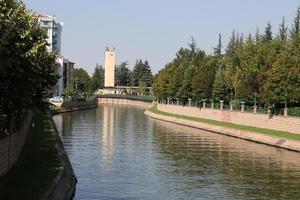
[52, 99, 97, 115]
[145, 107, 300, 152]
[0, 111, 76, 200]
[98, 97, 152, 109]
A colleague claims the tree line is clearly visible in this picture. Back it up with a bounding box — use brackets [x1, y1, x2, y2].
[65, 59, 153, 96]
[153, 7, 300, 109]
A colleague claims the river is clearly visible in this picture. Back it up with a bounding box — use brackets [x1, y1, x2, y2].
[53, 104, 300, 200]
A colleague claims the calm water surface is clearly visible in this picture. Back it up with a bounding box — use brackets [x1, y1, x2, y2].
[53, 105, 300, 200]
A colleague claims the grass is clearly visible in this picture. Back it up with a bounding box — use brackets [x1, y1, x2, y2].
[148, 106, 300, 141]
[0, 111, 60, 200]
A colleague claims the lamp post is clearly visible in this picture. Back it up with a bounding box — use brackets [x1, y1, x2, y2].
[211, 95, 214, 109]
[284, 88, 288, 118]
[230, 92, 233, 111]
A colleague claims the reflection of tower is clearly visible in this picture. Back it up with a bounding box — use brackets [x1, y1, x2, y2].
[102, 105, 114, 167]
[104, 47, 116, 87]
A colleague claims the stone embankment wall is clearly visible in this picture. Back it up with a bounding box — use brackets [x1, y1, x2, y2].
[55, 99, 98, 114]
[157, 104, 300, 134]
[98, 98, 152, 109]
[145, 110, 300, 152]
[0, 113, 33, 176]
[43, 115, 77, 200]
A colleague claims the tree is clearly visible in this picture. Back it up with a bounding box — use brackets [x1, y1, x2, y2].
[262, 49, 300, 105]
[177, 65, 195, 103]
[212, 71, 233, 102]
[131, 60, 153, 87]
[264, 22, 272, 42]
[290, 7, 300, 39]
[291, 7, 300, 52]
[73, 68, 91, 94]
[0, 0, 57, 130]
[64, 86, 76, 97]
[90, 63, 104, 91]
[214, 33, 222, 56]
[115, 61, 130, 86]
[153, 7, 300, 109]
[278, 17, 288, 41]
[138, 81, 147, 95]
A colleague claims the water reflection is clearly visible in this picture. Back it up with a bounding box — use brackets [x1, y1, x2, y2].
[101, 105, 114, 169]
[54, 105, 300, 200]
[152, 120, 300, 199]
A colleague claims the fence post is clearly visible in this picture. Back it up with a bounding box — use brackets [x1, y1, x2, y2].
[253, 105, 257, 114]
[241, 101, 245, 112]
[220, 100, 224, 110]
[284, 108, 288, 118]
[188, 98, 192, 107]
[202, 100, 206, 109]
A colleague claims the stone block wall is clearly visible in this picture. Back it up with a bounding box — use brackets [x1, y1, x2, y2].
[0, 113, 33, 176]
[157, 104, 300, 134]
[98, 98, 152, 109]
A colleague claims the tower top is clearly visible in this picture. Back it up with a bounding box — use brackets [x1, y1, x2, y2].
[105, 47, 115, 52]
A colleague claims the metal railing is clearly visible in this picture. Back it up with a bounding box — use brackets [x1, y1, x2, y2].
[96, 94, 154, 102]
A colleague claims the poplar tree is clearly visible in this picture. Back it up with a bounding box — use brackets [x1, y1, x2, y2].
[264, 22, 273, 42]
[278, 17, 288, 41]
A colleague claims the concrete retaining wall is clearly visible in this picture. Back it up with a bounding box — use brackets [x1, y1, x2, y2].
[145, 110, 300, 152]
[54, 99, 98, 114]
[0, 113, 33, 176]
[43, 115, 77, 200]
[158, 104, 300, 134]
[98, 98, 152, 109]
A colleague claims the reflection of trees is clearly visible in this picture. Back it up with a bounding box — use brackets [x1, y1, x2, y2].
[107, 104, 153, 149]
[60, 109, 98, 149]
[152, 121, 300, 199]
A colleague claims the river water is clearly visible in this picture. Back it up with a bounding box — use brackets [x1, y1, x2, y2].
[53, 105, 300, 200]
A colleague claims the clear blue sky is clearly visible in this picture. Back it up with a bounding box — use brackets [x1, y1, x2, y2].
[24, 0, 299, 75]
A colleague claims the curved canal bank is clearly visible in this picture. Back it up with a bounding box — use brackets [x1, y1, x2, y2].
[54, 105, 300, 199]
[0, 111, 76, 200]
[145, 107, 300, 152]
[43, 115, 77, 200]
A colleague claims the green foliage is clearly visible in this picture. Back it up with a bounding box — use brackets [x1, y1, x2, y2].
[91, 63, 104, 91]
[214, 33, 222, 56]
[131, 59, 153, 87]
[115, 61, 130, 86]
[138, 80, 147, 95]
[212, 71, 233, 102]
[264, 22, 273, 42]
[73, 67, 91, 93]
[0, 0, 57, 129]
[153, 7, 300, 110]
[63, 86, 76, 97]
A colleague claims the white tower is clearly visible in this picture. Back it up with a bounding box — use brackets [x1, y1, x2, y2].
[104, 47, 116, 88]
